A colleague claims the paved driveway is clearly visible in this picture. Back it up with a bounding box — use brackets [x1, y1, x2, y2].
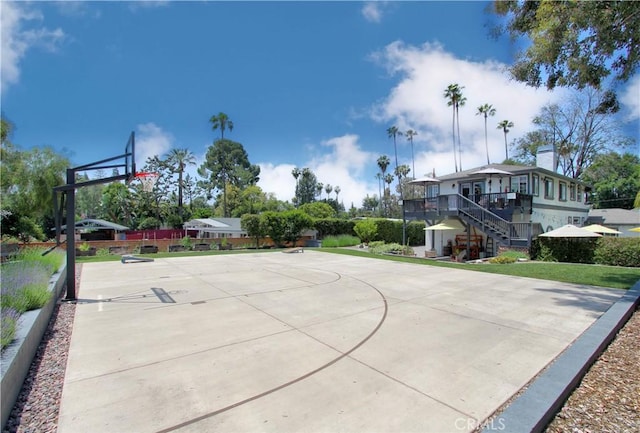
[57, 251, 623, 433]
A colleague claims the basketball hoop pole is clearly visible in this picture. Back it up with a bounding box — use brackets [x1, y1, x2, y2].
[52, 131, 136, 301]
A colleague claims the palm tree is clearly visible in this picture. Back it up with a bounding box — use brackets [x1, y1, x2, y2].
[375, 173, 383, 215]
[325, 184, 333, 199]
[166, 148, 196, 218]
[386, 126, 401, 174]
[291, 167, 301, 206]
[209, 112, 234, 139]
[316, 182, 323, 200]
[405, 129, 417, 178]
[444, 84, 465, 172]
[334, 185, 340, 202]
[497, 120, 514, 160]
[377, 155, 390, 216]
[477, 104, 496, 165]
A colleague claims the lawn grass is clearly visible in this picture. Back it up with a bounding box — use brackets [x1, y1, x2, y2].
[73, 246, 640, 290]
[317, 248, 640, 290]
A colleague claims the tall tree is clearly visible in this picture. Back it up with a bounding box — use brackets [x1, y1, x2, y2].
[291, 167, 301, 205]
[324, 184, 333, 200]
[165, 148, 196, 219]
[387, 126, 401, 174]
[377, 155, 390, 216]
[334, 185, 341, 202]
[295, 167, 318, 205]
[444, 84, 465, 171]
[511, 88, 632, 178]
[497, 120, 514, 161]
[477, 104, 497, 164]
[582, 152, 640, 209]
[492, 1, 640, 94]
[375, 173, 383, 215]
[209, 112, 234, 139]
[316, 182, 324, 200]
[198, 139, 260, 217]
[405, 129, 418, 178]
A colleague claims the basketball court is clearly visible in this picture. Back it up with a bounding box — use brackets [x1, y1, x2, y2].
[56, 251, 624, 433]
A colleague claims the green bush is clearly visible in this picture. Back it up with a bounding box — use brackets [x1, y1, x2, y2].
[594, 237, 640, 267]
[489, 255, 517, 264]
[96, 248, 110, 257]
[354, 219, 377, 244]
[369, 242, 414, 255]
[534, 238, 598, 263]
[314, 218, 355, 238]
[321, 235, 361, 247]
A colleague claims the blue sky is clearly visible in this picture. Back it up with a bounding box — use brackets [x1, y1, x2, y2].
[2, 1, 639, 207]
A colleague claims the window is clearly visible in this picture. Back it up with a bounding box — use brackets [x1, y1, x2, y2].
[510, 175, 528, 194]
[532, 174, 539, 196]
[544, 178, 554, 199]
[569, 183, 576, 201]
[426, 184, 439, 198]
[577, 185, 583, 202]
[559, 182, 567, 201]
[573, 217, 580, 225]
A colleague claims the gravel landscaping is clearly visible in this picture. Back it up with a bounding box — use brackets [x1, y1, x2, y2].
[2, 262, 638, 432]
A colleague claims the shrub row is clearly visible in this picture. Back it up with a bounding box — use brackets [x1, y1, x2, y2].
[530, 237, 640, 267]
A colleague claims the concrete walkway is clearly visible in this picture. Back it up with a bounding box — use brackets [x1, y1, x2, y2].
[57, 251, 624, 433]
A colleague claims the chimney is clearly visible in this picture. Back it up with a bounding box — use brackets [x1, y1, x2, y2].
[536, 145, 557, 172]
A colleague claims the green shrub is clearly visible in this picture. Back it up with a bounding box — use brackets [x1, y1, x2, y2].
[594, 237, 640, 267]
[489, 255, 517, 264]
[22, 284, 52, 310]
[534, 238, 598, 263]
[354, 219, 377, 244]
[96, 248, 110, 257]
[369, 242, 414, 255]
[321, 235, 361, 247]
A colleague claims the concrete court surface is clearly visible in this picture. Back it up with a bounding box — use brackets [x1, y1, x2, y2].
[56, 251, 624, 433]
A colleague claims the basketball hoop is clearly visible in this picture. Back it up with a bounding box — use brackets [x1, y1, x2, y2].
[135, 172, 159, 192]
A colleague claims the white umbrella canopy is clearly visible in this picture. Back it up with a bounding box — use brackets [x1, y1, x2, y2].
[471, 167, 513, 194]
[408, 176, 441, 185]
[539, 224, 602, 238]
[582, 224, 621, 235]
[630, 227, 640, 233]
[471, 167, 513, 176]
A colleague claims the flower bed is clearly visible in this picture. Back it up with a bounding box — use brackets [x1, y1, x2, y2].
[1, 248, 66, 429]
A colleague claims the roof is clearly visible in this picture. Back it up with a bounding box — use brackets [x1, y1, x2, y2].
[588, 208, 640, 225]
[436, 163, 589, 186]
[183, 218, 244, 232]
[60, 218, 129, 231]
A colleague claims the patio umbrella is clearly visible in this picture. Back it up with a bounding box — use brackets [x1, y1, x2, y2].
[582, 224, 621, 235]
[408, 176, 441, 185]
[471, 167, 513, 193]
[630, 227, 640, 233]
[539, 224, 602, 238]
[424, 219, 464, 253]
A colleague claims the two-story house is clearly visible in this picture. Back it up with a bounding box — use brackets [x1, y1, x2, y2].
[404, 146, 592, 259]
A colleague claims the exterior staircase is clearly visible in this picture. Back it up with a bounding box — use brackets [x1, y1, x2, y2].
[454, 194, 532, 248]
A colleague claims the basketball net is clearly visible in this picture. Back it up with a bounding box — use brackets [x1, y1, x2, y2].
[135, 172, 159, 192]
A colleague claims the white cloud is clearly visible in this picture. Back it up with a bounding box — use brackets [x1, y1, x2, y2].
[368, 41, 566, 176]
[258, 134, 378, 208]
[1, 2, 65, 92]
[620, 75, 640, 122]
[361, 1, 386, 24]
[128, 1, 170, 12]
[135, 123, 174, 167]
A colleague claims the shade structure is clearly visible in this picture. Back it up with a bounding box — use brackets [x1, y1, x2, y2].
[630, 227, 640, 233]
[539, 224, 602, 238]
[582, 224, 621, 235]
[424, 218, 464, 254]
[408, 176, 441, 185]
[471, 167, 513, 193]
[471, 167, 513, 176]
